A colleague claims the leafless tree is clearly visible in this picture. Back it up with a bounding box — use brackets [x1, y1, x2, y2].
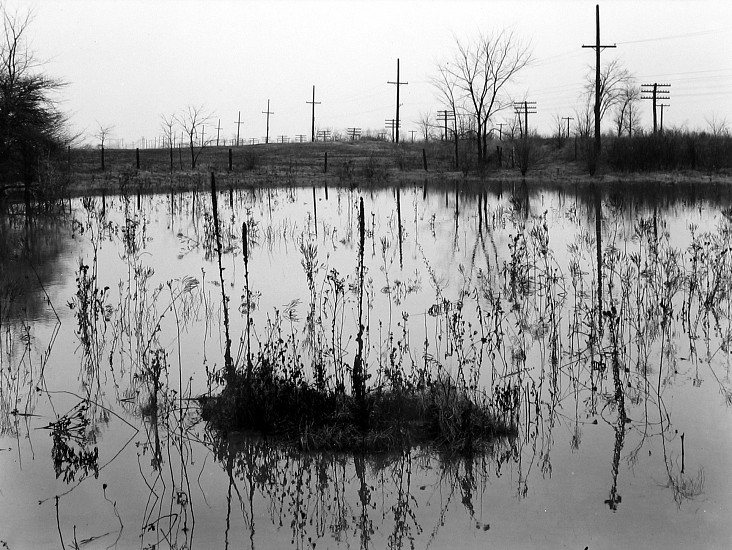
[705, 114, 729, 137]
[435, 30, 532, 163]
[584, 58, 634, 134]
[416, 110, 436, 142]
[175, 104, 212, 169]
[612, 82, 641, 137]
[160, 113, 176, 172]
[430, 65, 463, 168]
[94, 122, 114, 171]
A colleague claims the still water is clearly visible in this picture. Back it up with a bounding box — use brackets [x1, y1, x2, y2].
[1, 180, 731, 549]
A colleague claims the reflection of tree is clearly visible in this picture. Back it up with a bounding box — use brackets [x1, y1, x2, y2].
[207, 433, 509, 549]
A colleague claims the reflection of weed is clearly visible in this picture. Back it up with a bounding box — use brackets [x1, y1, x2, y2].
[45, 401, 99, 483]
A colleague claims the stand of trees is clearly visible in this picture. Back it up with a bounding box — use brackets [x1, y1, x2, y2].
[0, 7, 70, 195]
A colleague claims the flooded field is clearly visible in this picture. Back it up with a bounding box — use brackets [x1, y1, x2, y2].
[1, 179, 732, 549]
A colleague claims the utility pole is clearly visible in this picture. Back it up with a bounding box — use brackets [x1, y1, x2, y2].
[582, 4, 616, 163]
[641, 83, 670, 134]
[497, 122, 504, 141]
[562, 116, 574, 143]
[306, 85, 321, 142]
[215, 118, 222, 146]
[347, 127, 362, 141]
[262, 100, 274, 144]
[385, 118, 398, 142]
[658, 103, 670, 133]
[513, 101, 537, 138]
[234, 111, 243, 146]
[387, 58, 408, 144]
[409, 130, 417, 142]
[437, 110, 455, 141]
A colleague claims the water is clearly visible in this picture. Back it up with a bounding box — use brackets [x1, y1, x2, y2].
[1, 180, 732, 549]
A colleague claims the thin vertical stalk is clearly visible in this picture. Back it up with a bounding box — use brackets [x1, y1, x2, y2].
[353, 197, 366, 411]
[210, 173, 234, 384]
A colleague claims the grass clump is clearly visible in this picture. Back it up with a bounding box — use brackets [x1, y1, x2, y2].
[200, 366, 515, 454]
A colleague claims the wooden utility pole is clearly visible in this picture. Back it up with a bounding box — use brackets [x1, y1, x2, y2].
[262, 100, 274, 144]
[385, 118, 398, 142]
[306, 85, 321, 142]
[562, 116, 574, 146]
[582, 4, 616, 164]
[234, 111, 243, 146]
[387, 58, 408, 143]
[514, 101, 537, 138]
[658, 103, 669, 133]
[641, 83, 670, 134]
[215, 119, 222, 146]
[437, 110, 455, 141]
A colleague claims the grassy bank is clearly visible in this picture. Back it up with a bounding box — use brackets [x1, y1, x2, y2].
[17, 134, 732, 200]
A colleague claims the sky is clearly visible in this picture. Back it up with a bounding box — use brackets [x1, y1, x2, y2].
[7, 0, 732, 147]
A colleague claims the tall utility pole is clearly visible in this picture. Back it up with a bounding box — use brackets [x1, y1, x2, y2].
[387, 58, 408, 144]
[215, 119, 222, 146]
[262, 100, 274, 144]
[514, 101, 537, 138]
[306, 85, 321, 142]
[385, 119, 398, 142]
[658, 103, 670, 133]
[234, 111, 243, 146]
[641, 83, 670, 134]
[562, 116, 574, 143]
[437, 110, 455, 141]
[582, 4, 616, 163]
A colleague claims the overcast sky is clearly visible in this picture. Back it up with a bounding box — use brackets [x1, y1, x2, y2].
[10, 0, 732, 147]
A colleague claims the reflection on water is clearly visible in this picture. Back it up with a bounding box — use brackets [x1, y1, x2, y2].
[1, 180, 732, 549]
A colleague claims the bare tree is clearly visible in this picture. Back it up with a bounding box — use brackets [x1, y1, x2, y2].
[435, 30, 532, 163]
[705, 114, 729, 137]
[94, 122, 114, 171]
[175, 104, 212, 169]
[584, 58, 633, 134]
[160, 113, 176, 172]
[612, 83, 641, 137]
[431, 65, 463, 168]
[416, 110, 436, 142]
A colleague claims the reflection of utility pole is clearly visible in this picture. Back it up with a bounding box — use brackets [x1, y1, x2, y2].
[582, 4, 616, 162]
[262, 100, 274, 144]
[305, 85, 321, 142]
[387, 58, 408, 143]
[234, 111, 243, 146]
[641, 83, 670, 134]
